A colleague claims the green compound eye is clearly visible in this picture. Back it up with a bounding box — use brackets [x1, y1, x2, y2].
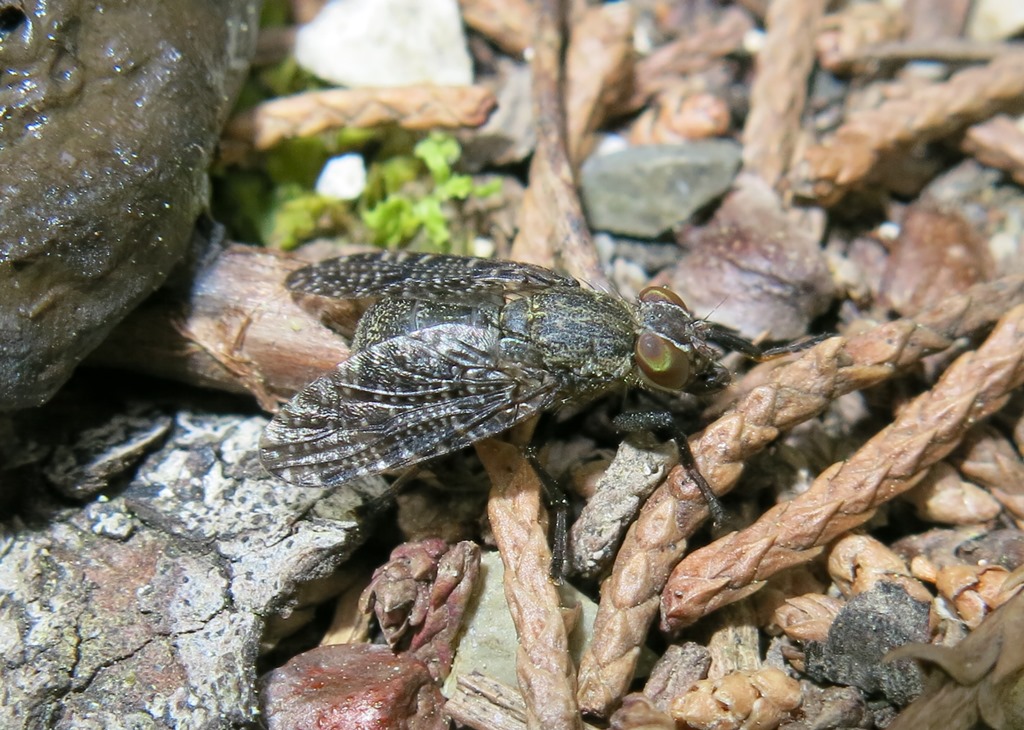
[635, 331, 691, 391]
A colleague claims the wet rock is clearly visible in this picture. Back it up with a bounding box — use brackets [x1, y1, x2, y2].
[0, 0, 260, 410]
[579, 140, 741, 238]
[295, 0, 473, 88]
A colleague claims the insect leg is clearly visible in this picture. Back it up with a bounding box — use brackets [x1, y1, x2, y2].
[612, 410, 727, 525]
[523, 445, 570, 583]
[352, 465, 424, 519]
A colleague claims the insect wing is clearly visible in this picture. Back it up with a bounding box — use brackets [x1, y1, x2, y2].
[260, 323, 560, 487]
[286, 251, 578, 301]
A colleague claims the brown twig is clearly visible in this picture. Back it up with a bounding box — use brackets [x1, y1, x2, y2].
[576, 274, 1024, 716]
[510, 0, 607, 290]
[850, 39, 1020, 65]
[962, 114, 1024, 187]
[815, 2, 905, 74]
[662, 304, 1024, 630]
[90, 244, 351, 410]
[564, 2, 635, 165]
[741, 0, 826, 188]
[621, 7, 754, 115]
[458, 0, 533, 57]
[795, 49, 1024, 204]
[475, 439, 582, 730]
[223, 85, 497, 151]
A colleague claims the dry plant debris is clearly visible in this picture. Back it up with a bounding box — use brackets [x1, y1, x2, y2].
[359, 539, 481, 681]
[476, 438, 583, 730]
[796, 49, 1024, 204]
[576, 275, 1024, 716]
[225, 85, 497, 151]
[963, 114, 1024, 186]
[885, 573, 1024, 730]
[661, 303, 1024, 629]
[9, 1, 1024, 728]
[740, 0, 825, 187]
[457, 0, 533, 56]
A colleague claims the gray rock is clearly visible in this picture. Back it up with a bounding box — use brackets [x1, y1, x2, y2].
[0, 404, 389, 728]
[580, 141, 742, 238]
[804, 582, 929, 706]
[0, 0, 260, 410]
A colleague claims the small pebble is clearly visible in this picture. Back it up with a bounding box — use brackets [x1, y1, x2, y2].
[315, 154, 367, 201]
[296, 0, 473, 88]
[579, 140, 741, 238]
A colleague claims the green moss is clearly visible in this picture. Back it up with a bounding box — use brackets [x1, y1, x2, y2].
[360, 132, 502, 251]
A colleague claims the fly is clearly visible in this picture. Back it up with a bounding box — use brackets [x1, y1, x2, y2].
[260, 251, 818, 569]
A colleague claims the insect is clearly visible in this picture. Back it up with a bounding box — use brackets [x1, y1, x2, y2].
[260, 251, 816, 550]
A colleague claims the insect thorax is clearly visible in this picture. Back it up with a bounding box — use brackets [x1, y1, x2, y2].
[498, 287, 637, 402]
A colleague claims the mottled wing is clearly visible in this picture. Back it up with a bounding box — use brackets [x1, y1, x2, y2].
[286, 250, 577, 301]
[260, 323, 560, 488]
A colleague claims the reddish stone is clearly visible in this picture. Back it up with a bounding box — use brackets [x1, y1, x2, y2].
[260, 643, 447, 730]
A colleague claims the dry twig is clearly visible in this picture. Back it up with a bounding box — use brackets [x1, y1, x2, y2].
[510, 0, 607, 289]
[475, 439, 582, 730]
[223, 85, 497, 151]
[962, 114, 1024, 187]
[849, 39, 1019, 65]
[815, 2, 904, 74]
[564, 3, 635, 165]
[458, 0, 533, 57]
[576, 274, 1024, 715]
[796, 49, 1024, 204]
[662, 304, 1024, 630]
[741, 0, 826, 187]
[91, 245, 351, 409]
[622, 6, 754, 114]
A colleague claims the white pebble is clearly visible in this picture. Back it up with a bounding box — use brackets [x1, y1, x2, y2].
[315, 154, 367, 200]
[296, 0, 473, 88]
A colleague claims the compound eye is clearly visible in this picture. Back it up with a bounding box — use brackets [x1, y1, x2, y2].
[638, 286, 687, 309]
[636, 332, 691, 391]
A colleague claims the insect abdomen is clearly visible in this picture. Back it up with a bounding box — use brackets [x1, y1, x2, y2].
[354, 298, 501, 350]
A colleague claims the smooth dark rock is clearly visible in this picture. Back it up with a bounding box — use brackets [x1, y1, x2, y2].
[579, 140, 741, 238]
[0, 0, 260, 409]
